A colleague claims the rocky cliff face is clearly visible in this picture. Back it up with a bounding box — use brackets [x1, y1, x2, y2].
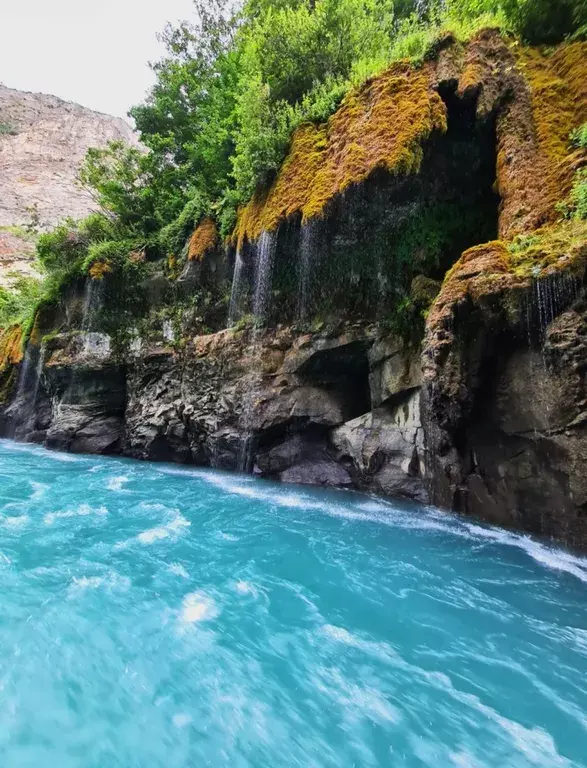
[1, 31, 587, 549]
[1, 318, 427, 503]
[0, 84, 137, 279]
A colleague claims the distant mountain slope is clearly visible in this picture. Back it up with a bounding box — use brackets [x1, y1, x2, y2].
[0, 83, 138, 282]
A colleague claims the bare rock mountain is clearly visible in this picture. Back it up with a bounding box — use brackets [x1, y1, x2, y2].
[0, 83, 138, 283]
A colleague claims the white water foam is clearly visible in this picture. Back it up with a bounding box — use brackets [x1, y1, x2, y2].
[321, 624, 398, 666]
[319, 666, 402, 725]
[138, 502, 176, 513]
[29, 481, 48, 499]
[462, 521, 587, 583]
[138, 528, 169, 544]
[3, 515, 29, 528]
[180, 592, 219, 624]
[454, 686, 573, 767]
[172, 713, 193, 729]
[206, 473, 587, 584]
[217, 531, 239, 542]
[0, 440, 83, 463]
[44, 504, 108, 525]
[68, 572, 131, 596]
[137, 514, 190, 545]
[107, 476, 129, 491]
[40, 450, 83, 463]
[202, 473, 346, 515]
[234, 580, 257, 596]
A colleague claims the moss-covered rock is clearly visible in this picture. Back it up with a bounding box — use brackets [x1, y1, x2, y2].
[233, 61, 447, 247]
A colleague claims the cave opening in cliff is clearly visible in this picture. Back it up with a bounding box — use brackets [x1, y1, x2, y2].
[267, 85, 500, 330]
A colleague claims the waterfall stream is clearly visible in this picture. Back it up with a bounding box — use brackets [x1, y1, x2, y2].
[524, 272, 581, 438]
[252, 231, 276, 323]
[237, 230, 277, 470]
[228, 248, 245, 326]
[30, 343, 46, 410]
[297, 222, 315, 322]
[12, 341, 46, 431]
[60, 279, 105, 407]
[14, 344, 35, 404]
[81, 279, 105, 354]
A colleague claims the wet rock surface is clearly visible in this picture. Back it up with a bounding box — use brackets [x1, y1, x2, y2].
[4, 292, 587, 549]
[422, 239, 587, 549]
[0, 324, 430, 504]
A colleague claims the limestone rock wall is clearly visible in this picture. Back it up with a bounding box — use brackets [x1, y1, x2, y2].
[0, 84, 138, 280]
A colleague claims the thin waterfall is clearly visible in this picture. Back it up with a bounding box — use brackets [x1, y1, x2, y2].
[228, 247, 245, 326]
[12, 340, 45, 432]
[238, 230, 277, 471]
[525, 271, 581, 438]
[82, 278, 105, 331]
[63, 278, 104, 404]
[14, 344, 35, 403]
[81, 279, 104, 353]
[297, 221, 315, 323]
[532, 271, 580, 338]
[29, 343, 46, 411]
[252, 231, 276, 323]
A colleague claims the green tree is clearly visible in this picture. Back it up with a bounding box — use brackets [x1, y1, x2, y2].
[500, 0, 578, 42]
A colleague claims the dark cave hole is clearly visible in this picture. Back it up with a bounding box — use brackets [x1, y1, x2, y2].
[264, 83, 501, 328]
[296, 339, 373, 421]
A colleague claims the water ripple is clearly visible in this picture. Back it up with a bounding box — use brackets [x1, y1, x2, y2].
[0, 439, 585, 767]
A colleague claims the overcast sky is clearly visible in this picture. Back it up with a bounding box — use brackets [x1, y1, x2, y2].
[1, 0, 195, 119]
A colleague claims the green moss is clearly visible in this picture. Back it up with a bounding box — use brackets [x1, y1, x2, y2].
[506, 219, 587, 278]
[504, 41, 587, 232]
[0, 123, 18, 136]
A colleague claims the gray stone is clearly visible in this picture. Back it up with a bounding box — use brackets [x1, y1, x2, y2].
[280, 459, 352, 487]
[368, 336, 422, 408]
[331, 389, 428, 502]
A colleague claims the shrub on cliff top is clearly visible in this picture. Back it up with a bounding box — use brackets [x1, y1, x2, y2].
[501, 0, 586, 43]
[23, 0, 582, 324]
[0, 278, 43, 331]
[81, 0, 587, 249]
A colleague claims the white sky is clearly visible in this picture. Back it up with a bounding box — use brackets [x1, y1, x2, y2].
[0, 0, 196, 119]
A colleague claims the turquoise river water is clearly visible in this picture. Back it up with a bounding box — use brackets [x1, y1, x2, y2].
[0, 439, 586, 767]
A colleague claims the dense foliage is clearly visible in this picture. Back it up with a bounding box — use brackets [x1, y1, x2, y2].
[83, 0, 587, 244]
[2, 0, 586, 335]
[0, 277, 43, 330]
[564, 123, 587, 221]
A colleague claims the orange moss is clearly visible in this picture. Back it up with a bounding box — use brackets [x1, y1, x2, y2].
[234, 62, 447, 246]
[234, 35, 586, 247]
[129, 249, 146, 264]
[188, 217, 219, 261]
[0, 325, 23, 372]
[512, 42, 587, 227]
[456, 33, 486, 100]
[89, 260, 112, 280]
[436, 240, 512, 308]
[549, 42, 587, 124]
